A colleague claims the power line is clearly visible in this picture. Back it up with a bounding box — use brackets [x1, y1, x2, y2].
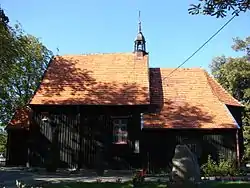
[163, 14, 237, 81]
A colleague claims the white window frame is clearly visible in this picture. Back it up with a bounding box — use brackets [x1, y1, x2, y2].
[112, 118, 128, 144]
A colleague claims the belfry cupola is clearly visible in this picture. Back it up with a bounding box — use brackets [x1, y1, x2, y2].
[134, 11, 147, 55]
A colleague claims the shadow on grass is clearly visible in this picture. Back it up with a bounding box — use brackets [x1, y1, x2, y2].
[44, 182, 168, 188]
[43, 181, 250, 188]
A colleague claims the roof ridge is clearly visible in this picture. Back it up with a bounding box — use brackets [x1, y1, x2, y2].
[56, 52, 135, 57]
[199, 70, 241, 126]
[200, 69, 224, 100]
[203, 70, 243, 106]
[30, 52, 150, 105]
[153, 67, 204, 70]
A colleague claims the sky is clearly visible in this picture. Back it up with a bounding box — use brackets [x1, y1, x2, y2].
[1, 0, 250, 71]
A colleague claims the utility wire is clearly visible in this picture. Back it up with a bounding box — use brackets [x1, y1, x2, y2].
[163, 14, 237, 81]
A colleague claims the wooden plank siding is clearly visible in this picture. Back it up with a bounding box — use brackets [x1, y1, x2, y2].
[6, 104, 240, 172]
[5, 129, 29, 166]
[28, 105, 145, 170]
[226, 105, 244, 161]
[141, 129, 237, 174]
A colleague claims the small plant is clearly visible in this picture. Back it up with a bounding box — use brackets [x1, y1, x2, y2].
[116, 178, 122, 183]
[96, 178, 102, 183]
[201, 154, 240, 177]
[15, 179, 48, 188]
[157, 178, 162, 183]
[132, 169, 146, 187]
[16, 180, 27, 188]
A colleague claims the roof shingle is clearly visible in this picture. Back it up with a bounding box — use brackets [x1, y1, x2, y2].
[6, 107, 32, 130]
[205, 72, 243, 107]
[9, 53, 241, 130]
[143, 68, 241, 129]
[30, 53, 150, 105]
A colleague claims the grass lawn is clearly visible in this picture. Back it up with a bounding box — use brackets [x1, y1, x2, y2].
[44, 182, 165, 188]
[203, 181, 250, 188]
[44, 181, 250, 188]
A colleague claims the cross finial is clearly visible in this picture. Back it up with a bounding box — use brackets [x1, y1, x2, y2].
[138, 11, 141, 33]
[56, 47, 60, 55]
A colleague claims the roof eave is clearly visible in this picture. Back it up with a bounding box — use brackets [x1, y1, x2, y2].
[223, 104, 241, 129]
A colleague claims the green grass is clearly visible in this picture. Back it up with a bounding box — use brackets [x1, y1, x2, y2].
[204, 181, 250, 188]
[45, 182, 167, 188]
[44, 181, 250, 188]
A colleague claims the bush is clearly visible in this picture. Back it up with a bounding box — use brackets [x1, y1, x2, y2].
[16, 180, 47, 188]
[201, 154, 240, 177]
[132, 169, 146, 187]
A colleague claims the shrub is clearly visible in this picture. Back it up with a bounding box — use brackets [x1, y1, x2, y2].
[132, 169, 146, 187]
[16, 180, 45, 188]
[201, 154, 240, 177]
[116, 178, 122, 183]
[96, 178, 102, 183]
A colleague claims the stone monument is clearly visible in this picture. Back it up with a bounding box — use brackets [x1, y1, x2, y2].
[170, 144, 201, 188]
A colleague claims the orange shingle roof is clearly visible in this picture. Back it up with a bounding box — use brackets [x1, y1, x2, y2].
[143, 68, 241, 129]
[23, 52, 242, 130]
[6, 107, 32, 130]
[30, 53, 150, 105]
[205, 72, 243, 107]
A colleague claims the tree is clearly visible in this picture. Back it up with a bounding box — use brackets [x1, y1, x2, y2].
[0, 7, 9, 28]
[189, 0, 250, 18]
[0, 8, 53, 126]
[0, 8, 17, 77]
[210, 36, 250, 160]
[0, 132, 7, 154]
[0, 8, 52, 155]
[232, 36, 250, 59]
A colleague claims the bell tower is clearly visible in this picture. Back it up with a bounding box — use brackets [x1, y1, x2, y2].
[134, 11, 147, 55]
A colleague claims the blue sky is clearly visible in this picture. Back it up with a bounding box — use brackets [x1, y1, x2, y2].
[1, 0, 250, 71]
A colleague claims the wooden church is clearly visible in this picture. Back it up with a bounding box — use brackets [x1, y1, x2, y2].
[5, 17, 244, 173]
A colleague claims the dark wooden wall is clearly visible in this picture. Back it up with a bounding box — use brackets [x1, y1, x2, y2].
[28, 105, 145, 170]
[6, 104, 241, 172]
[141, 129, 237, 174]
[226, 105, 244, 161]
[6, 129, 28, 166]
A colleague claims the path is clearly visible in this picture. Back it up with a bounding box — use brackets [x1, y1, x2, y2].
[0, 167, 135, 187]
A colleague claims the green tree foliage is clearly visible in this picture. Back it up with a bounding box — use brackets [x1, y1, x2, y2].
[232, 36, 250, 59]
[0, 8, 53, 127]
[0, 8, 18, 78]
[0, 132, 7, 153]
[189, 0, 250, 18]
[210, 36, 250, 160]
